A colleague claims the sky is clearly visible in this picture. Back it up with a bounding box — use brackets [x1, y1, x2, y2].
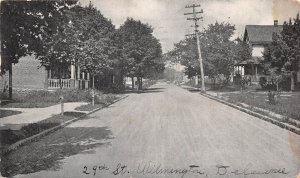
[79, 0, 300, 53]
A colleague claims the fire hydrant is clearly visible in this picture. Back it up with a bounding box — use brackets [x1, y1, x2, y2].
[59, 95, 64, 115]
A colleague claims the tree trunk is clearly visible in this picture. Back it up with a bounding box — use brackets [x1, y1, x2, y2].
[92, 75, 95, 89]
[213, 78, 216, 90]
[8, 62, 12, 100]
[131, 77, 134, 90]
[276, 82, 279, 91]
[138, 77, 142, 90]
[291, 73, 295, 91]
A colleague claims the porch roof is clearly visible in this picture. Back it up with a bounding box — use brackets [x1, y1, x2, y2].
[235, 57, 263, 66]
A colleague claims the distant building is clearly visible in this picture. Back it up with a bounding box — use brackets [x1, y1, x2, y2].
[234, 20, 283, 83]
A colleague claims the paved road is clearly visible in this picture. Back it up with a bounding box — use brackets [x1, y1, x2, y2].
[16, 82, 300, 178]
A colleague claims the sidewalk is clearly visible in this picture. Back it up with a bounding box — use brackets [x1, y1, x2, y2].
[0, 102, 88, 130]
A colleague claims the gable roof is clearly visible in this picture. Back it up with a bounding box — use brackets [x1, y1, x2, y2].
[244, 25, 283, 44]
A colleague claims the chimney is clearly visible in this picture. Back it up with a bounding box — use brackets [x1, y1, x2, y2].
[274, 20, 278, 26]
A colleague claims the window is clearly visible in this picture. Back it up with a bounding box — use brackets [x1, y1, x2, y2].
[252, 46, 264, 57]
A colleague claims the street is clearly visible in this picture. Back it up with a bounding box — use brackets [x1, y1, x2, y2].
[8, 82, 300, 178]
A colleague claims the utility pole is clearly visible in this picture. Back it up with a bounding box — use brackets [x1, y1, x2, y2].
[184, 4, 205, 92]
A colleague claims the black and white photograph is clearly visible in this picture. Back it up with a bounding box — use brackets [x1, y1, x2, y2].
[0, 0, 300, 177]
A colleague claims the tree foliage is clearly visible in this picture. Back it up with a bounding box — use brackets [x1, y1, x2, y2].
[170, 22, 249, 84]
[1, 1, 163, 93]
[35, 3, 119, 78]
[118, 18, 163, 89]
[263, 13, 300, 91]
[1, 0, 76, 99]
[0, 0, 76, 73]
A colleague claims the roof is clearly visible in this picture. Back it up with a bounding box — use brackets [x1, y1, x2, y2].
[244, 25, 283, 44]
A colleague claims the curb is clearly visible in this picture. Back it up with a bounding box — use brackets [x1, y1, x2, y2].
[199, 92, 300, 135]
[2, 95, 129, 155]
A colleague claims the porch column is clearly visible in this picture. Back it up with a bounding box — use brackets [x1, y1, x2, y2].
[69, 64, 76, 88]
[241, 66, 244, 76]
[82, 72, 85, 80]
[234, 66, 236, 76]
[77, 66, 80, 79]
[75, 66, 81, 89]
[86, 73, 90, 89]
[255, 66, 258, 80]
[71, 64, 75, 79]
[195, 75, 198, 85]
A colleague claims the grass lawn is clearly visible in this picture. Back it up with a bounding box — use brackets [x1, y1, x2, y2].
[0, 89, 120, 108]
[222, 92, 300, 121]
[75, 104, 104, 111]
[2, 102, 57, 108]
[1, 89, 92, 108]
[0, 110, 22, 118]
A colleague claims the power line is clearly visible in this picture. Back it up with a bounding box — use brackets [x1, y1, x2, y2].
[184, 4, 206, 92]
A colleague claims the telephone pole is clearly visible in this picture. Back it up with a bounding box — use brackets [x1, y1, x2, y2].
[184, 4, 205, 92]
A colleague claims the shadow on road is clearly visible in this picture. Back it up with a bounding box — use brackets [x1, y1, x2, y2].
[187, 88, 201, 93]
[0, 127, 112, 177]
[123, 87, 164, 94]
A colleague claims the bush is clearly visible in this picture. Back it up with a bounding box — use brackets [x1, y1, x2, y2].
[233, 74, 248, 90]
[259, 77, 267, 88]
[0, 91, 9, 100]
[278, 78, 291, 91]
[259, 77, 276, 90]
[95, 94, 117, 105]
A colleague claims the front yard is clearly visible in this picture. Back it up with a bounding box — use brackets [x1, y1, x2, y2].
[0, 89, 119, 108]
[0, 89, 123, 152]
[222, 91, 300, 121]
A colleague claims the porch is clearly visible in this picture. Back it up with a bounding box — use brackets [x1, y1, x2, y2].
[45, 64, 91, 90]
[234, 57, 264, 83]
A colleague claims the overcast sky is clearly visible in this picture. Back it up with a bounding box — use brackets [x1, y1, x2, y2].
[79, 0, 300, 53]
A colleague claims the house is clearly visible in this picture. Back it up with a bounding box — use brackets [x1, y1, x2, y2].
[0, 56, 91, 91]
[234, 20, 283, 84]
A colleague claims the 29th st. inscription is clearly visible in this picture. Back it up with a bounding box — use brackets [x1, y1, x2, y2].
[82, 163, 288, 177]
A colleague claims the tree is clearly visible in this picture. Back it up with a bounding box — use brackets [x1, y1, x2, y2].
[201, 22, 236, 85]
[118, 18, 163, 90]
[232, 38, 252, 67]
[170, 37, 198, 79]
[282, 14, 300, 91]
[263, 33, 289, 90]
[170, 22, 239, 87]
[35, 3, 121, 89]
[1, 0, 76, 99]
[263, 14, 300, 91]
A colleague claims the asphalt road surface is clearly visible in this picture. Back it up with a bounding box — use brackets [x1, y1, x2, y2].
[16, 82, 300, 178]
